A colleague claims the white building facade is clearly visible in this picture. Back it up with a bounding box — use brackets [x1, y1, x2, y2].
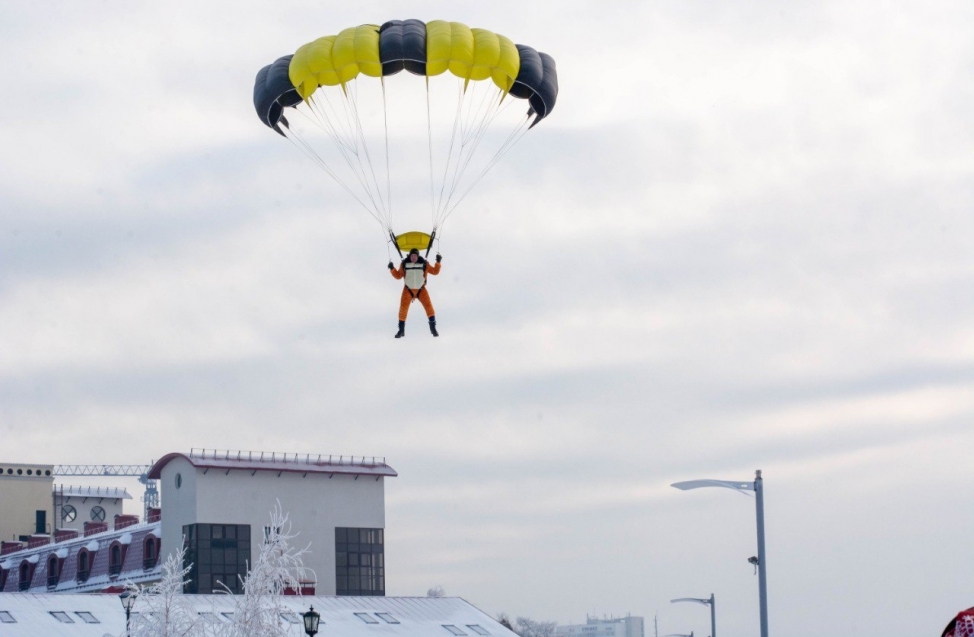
[54, 486, 131, 533]
[147, 449, 396, 597]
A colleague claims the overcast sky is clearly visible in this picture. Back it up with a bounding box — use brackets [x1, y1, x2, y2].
[2, 1, 973, 635]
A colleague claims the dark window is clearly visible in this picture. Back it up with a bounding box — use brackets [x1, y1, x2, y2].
[110, 544, 122, 576]
[144, 536, 159, 569]
[47, 555, 60, 588]
[468, 626, 491, 636]
[18, 562, 31, 591]
[35, 510, 46, 534]
[444, 626, 468, 636]
[355, 613, 380, 624]
[49, 611, 75, 623]
[77, 550, 90, 582]
[377, 613, 400, 624]
[90, 506, 106, 522]
[335, 527, 384, 596]
[182, 524, 251, 594]
[61, 505, 77, 523]
[0, 611, 14, 623]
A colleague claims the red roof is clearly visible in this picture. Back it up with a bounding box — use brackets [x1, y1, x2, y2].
[147, 449, 398, 480]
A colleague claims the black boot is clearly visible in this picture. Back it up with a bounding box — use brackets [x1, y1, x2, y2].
[428, 316, 439, 337]
[394, 321, 405, 339]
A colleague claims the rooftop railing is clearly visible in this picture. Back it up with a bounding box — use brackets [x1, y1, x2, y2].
[189, 448, 389, 468]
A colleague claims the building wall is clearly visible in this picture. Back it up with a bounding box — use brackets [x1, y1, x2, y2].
[158, 460, 385, 595]
[55, 495, 125, 532]
[158, 456, 198, 563]
[0, 463, 54, 542]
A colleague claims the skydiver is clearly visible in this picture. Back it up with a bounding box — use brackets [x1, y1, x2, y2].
[388, 248, 442, 339]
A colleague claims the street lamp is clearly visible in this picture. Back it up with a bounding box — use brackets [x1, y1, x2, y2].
[671, 595, 715, 637]
[119, 590, 137, 637]
[303, 605, 321, 636]
[671, 470, 769, 637]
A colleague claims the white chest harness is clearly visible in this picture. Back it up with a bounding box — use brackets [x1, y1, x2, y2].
[403, 261, 427, 292]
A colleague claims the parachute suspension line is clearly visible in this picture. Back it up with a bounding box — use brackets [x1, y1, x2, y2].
[439, 113, 532, 225]
[302, 96, 383, 217]
[381, 76, 393, 232]
[346, 78, 391, 227]
[281, 128, 383, 227]
[426, 77, 437, 227]
[434, 79, 466, 224]
[435, 84, 519, 227]
[323, 83, 388, 223]
[303, 90, 387, 227]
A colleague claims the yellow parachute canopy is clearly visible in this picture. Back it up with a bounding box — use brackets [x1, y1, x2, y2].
[395, 231, 432, 253]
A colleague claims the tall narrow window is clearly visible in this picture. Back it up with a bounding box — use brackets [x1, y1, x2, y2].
[109, 544, 123, 576]
[47, 555, 60, 588]
[18, 562, 31, 591]
[77, 550, 90, 582]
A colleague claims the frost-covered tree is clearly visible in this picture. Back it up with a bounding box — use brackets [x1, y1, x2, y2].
[427, 585, 446, 598]
[216, 502, 314, 637]
[124, 544, 204, 637]
[118, 503, 312, 637]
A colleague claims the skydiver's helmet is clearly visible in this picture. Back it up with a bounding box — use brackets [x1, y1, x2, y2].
[408, 248, 422, 262]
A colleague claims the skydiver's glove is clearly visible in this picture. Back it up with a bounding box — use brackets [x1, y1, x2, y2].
[388, 262, 394, 270]
[435, 253, 442, 263]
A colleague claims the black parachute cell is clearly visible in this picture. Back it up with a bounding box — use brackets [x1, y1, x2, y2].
[253, 55, 302, 135]
[510, 45, 558, 127]
[379, 19, 427, 76]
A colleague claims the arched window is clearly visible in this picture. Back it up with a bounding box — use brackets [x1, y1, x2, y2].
[18, 561, 32, 591]
[109, 543, 123, 577]
[76, 549, 90, 583]
[143, 535, 159, 570]
[47, 554, 60, 588]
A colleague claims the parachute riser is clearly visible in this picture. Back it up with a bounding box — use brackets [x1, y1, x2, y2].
[390, 231, 403, 259]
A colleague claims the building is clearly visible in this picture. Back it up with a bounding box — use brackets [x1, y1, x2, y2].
[556, 616, 645, 637]
[0, 592, 513, 637]
[0, 513, 161, 594]
[147, 448, 396, 596]
[0, 463, 55, 543]
[0, 448, 396, 598]
[54, 486, 131, 533]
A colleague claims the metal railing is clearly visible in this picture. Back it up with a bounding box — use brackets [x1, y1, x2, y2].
[189, 448, 388, 468]
[76, 569, 89, 583]
[143, 555, 158, 570]
[48, 573, 60, 588]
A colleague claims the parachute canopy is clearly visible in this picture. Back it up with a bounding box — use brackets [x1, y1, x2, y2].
[253, 19, 558, 251]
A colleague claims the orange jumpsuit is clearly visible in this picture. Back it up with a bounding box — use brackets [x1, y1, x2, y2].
[391, 259, 441, 321]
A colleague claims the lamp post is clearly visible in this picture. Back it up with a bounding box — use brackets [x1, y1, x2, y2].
[303, 605, 321, 637]
[119, 590, 137, 637]
[671, 595, 715, 637]
[671, 470, 768, 637]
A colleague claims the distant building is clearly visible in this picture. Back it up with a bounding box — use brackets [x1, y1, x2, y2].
[556, 616, 645, 637]
[0, 463, 55, 543]
[54, 486, 132, 533]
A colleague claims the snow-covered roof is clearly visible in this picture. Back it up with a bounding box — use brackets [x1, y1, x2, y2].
[0, 521, 161, 594]
[56, 485, 132, 499]
[0, 594, 513, 637]
[148, 448, 398, 479]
